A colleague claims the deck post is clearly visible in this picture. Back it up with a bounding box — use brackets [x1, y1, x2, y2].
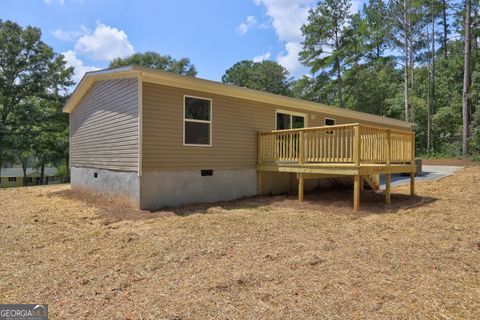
[299, 130, 305, 164]
[410, 172, 415, 196]
[298, 173, 304, 202]
[385, 174, 391, 205]
[353, 125, 361, 167]
[353, 175, 360, 212]
[386, 129, 391, 167]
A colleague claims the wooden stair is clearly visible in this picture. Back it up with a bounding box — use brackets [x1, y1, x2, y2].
[363, 174, 380, 191]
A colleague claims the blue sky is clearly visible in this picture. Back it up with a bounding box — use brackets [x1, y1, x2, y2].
[1, 0, 363, 83]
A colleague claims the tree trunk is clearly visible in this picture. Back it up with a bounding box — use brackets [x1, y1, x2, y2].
[335, 56, 343, 108]
[404, 0, 409, 121]
[40, 163, 45, 185]
[0, 146, 3, 185]
[428, 0, 436, 153]
[442, 0, 448, 59]
[462, 0, 471, 158]
[22, 163, 27, 187]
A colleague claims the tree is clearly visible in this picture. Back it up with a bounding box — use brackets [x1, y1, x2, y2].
[300, 0, 351, 108]
[110, 51, 197, 76]
[221, 60, 291, 95]
[0, 20, 73, 176]
[390, 0, 427, 121]
[462, 0, 472, 157]
[440, 0, 450, 59]
[363, 0, 392, 60]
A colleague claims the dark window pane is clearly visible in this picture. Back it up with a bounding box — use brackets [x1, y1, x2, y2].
[185, 97, 210, 121]
[292, 115, 305, 129]
[325, 118, 335, 126]
[276, 112, 291, 130]
[185, 121, 210, 145]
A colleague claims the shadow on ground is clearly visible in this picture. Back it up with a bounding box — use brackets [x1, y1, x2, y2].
[51, 184, 437, 225]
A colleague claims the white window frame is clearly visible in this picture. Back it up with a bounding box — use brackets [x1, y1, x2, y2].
[275, 109, 308, 130]
[324, 117, 336, 126]
[183, 95, 212, 147]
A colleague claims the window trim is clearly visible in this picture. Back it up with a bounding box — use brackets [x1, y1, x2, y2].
[324, 117, 336, 126]
[183, 95, 213, 147]
[275, 109, 308, 130]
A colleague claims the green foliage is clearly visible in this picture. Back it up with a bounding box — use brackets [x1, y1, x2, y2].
[110, 51, 197, 76]
[0, 19, 72, 181]
[221, 60, 292, 95]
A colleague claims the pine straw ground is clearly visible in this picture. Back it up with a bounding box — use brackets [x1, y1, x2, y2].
[0, 167, 479, 320]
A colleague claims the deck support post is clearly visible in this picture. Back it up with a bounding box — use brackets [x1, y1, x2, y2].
[410, 172, 415, 196]
[298, 173, 304, 202]
[385, 174, 391, 205]
[353, 175, 360, 212]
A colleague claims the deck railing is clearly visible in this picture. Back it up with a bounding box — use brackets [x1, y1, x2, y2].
[258, 123, 415, 166]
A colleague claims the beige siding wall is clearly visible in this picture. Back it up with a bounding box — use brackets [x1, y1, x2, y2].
[70, 78, 139, 171]
[142, 82, 409, 171]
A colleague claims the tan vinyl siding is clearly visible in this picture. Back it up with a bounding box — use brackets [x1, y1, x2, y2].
[70, 78, 139, 171]
[142, 82, 410, 171]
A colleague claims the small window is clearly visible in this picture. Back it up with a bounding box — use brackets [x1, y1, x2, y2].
[324, 118, 335, 126]
[184, 96, 211, 146]
[26, 177, 33, 183]
[93, 172, 98, 179]
[8, 177, 16, 182]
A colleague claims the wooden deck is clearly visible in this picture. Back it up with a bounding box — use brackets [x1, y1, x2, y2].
[257, 123, 416, 211]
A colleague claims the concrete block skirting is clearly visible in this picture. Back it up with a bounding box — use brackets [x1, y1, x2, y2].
[139, 168, 257, 210]
[70, 167, 140, 204]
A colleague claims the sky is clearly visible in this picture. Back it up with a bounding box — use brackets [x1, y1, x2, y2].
[0, 0, 364, 84]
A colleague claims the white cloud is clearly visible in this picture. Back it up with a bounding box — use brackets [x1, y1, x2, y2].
[52, 26, 89, 42]
[62, 50, 99, 84]
[254, 0, 315, 74]
[237, 15, 257, 35]
[253, 51, 271, 62]
[277, 42, 302, 73]
[74, 23, 134, 61]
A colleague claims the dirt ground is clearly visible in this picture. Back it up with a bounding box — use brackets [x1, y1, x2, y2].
[0, 167, 479, 319]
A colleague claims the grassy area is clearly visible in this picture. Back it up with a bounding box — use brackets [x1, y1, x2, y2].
[1, 167, 479, 319]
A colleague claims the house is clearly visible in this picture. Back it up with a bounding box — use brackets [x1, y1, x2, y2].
[64, 65, 416, 211]
[0, 167, 59, 188]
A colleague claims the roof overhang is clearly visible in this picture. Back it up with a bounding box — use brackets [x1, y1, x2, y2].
[64, 65, 414, 130]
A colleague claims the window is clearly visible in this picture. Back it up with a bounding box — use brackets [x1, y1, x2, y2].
[8, 177, 16, 182]
[184, 96, 212, 146]
[324, 118, 335, 134]
[276, 110, 306, 130]
[26, 177, 33, 183]
[324, 118, 335, 126]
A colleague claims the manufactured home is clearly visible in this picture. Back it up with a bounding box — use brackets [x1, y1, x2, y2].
[64, 65, 416, 211]
[0, 167, 59, 188]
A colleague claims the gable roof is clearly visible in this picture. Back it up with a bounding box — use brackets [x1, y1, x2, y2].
[64, 65, 413, 129]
